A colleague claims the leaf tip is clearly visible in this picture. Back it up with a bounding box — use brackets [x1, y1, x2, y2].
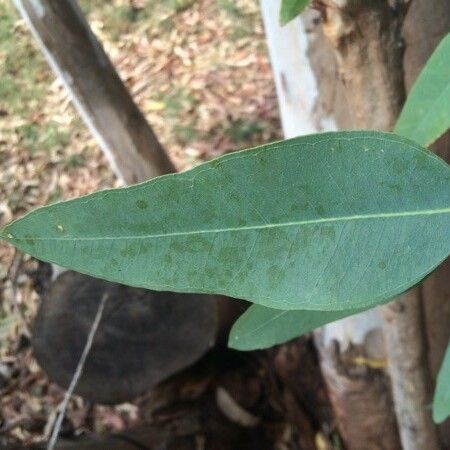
[227, 331, 250, 351]
[433, 405, 449, 424]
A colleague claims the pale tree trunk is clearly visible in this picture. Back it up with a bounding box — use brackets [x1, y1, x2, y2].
[261, 0, 448, 449]
[258, 2, 334, 137]
[14, 0, 175, 185]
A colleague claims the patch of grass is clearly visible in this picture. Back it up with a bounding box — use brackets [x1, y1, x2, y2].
[0, 3, 48, 115]
[17, 122, 71, 153]
[225, 118, 266, 143]
[42, 123, 71, 150]
[231, 25, 252, 40]
[0, 3, 76, 155]
[79, 1, 147, 40]
[216, 1, 258, 41]
[0, 77, 21, 110]
[160, 88, 198, 116]
[16, 123, 40, 151]
[174, 124, 198, 145]
[218, 0, 242, 17]
[79, 0, 197, 41]
[158, 88, 199, 145]
[167, 0, 197, 14]
[0, 4, 15, 41]
[64, 153, 86, 169]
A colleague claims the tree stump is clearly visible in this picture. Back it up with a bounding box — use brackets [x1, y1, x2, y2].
[31, 271, 218, 404]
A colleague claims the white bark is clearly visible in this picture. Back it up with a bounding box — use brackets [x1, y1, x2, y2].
[260, 1, 335, 138]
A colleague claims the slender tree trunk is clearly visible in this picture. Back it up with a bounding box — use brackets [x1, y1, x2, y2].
[257, 3, 330, 137]
[382, 292, 439, 450]
[14, 0, 175, 185]
[403, 0, 450, 446]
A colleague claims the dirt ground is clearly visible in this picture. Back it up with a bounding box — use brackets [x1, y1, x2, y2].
[0, 1, 338, 448]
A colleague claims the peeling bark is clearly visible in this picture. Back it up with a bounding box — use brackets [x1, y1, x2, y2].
[316, 0, 408, 129]
[259, 0, 333, 137]
[317, 335, 400, 449]
[314, 309, 400, 449]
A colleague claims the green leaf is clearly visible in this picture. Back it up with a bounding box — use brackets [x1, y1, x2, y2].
[1, 131, 450, 311]
[395, 33, 450, 147]
[229, 304, 366, 351]
[433, 341, 450, 423]
[279, 0, 309, 26]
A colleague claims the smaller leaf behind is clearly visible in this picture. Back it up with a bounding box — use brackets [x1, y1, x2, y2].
[433, 340, 450, 423]
[279, 0, 310, 26]
[228, 304, 366, 350]
[395, 33, 450, 147]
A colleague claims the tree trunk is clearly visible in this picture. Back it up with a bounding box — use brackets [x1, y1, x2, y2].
[261, 1, 402, 448]
[382, 291, 439, 450]
[261, 0, 449, 448]
[313, 1, 445, 448]
[402, 0, 450, 446]
[315, 2, 439, 448]
[13, 0, 175, 185]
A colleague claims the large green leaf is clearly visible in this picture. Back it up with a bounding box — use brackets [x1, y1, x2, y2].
[395, 33, 450, 147]
[279, 0, 309, 26]
[433, 341, 450, 423]
[229, 304, 366, 351]
[1, 131, 450, 311]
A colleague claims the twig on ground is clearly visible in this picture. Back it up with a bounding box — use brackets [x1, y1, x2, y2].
[47, 293, 108, 450]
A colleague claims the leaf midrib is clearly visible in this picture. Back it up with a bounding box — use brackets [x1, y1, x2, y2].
[7, 207, 450, 242]
[233, 309, 289, 341]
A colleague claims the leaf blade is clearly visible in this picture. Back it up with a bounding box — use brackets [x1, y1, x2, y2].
[2, 131, 450, 311]
[395, 33, 450, 147]
[228, 304, 366, 351]
[433, 341, 450, 423]
[279, 0, 309, 26]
